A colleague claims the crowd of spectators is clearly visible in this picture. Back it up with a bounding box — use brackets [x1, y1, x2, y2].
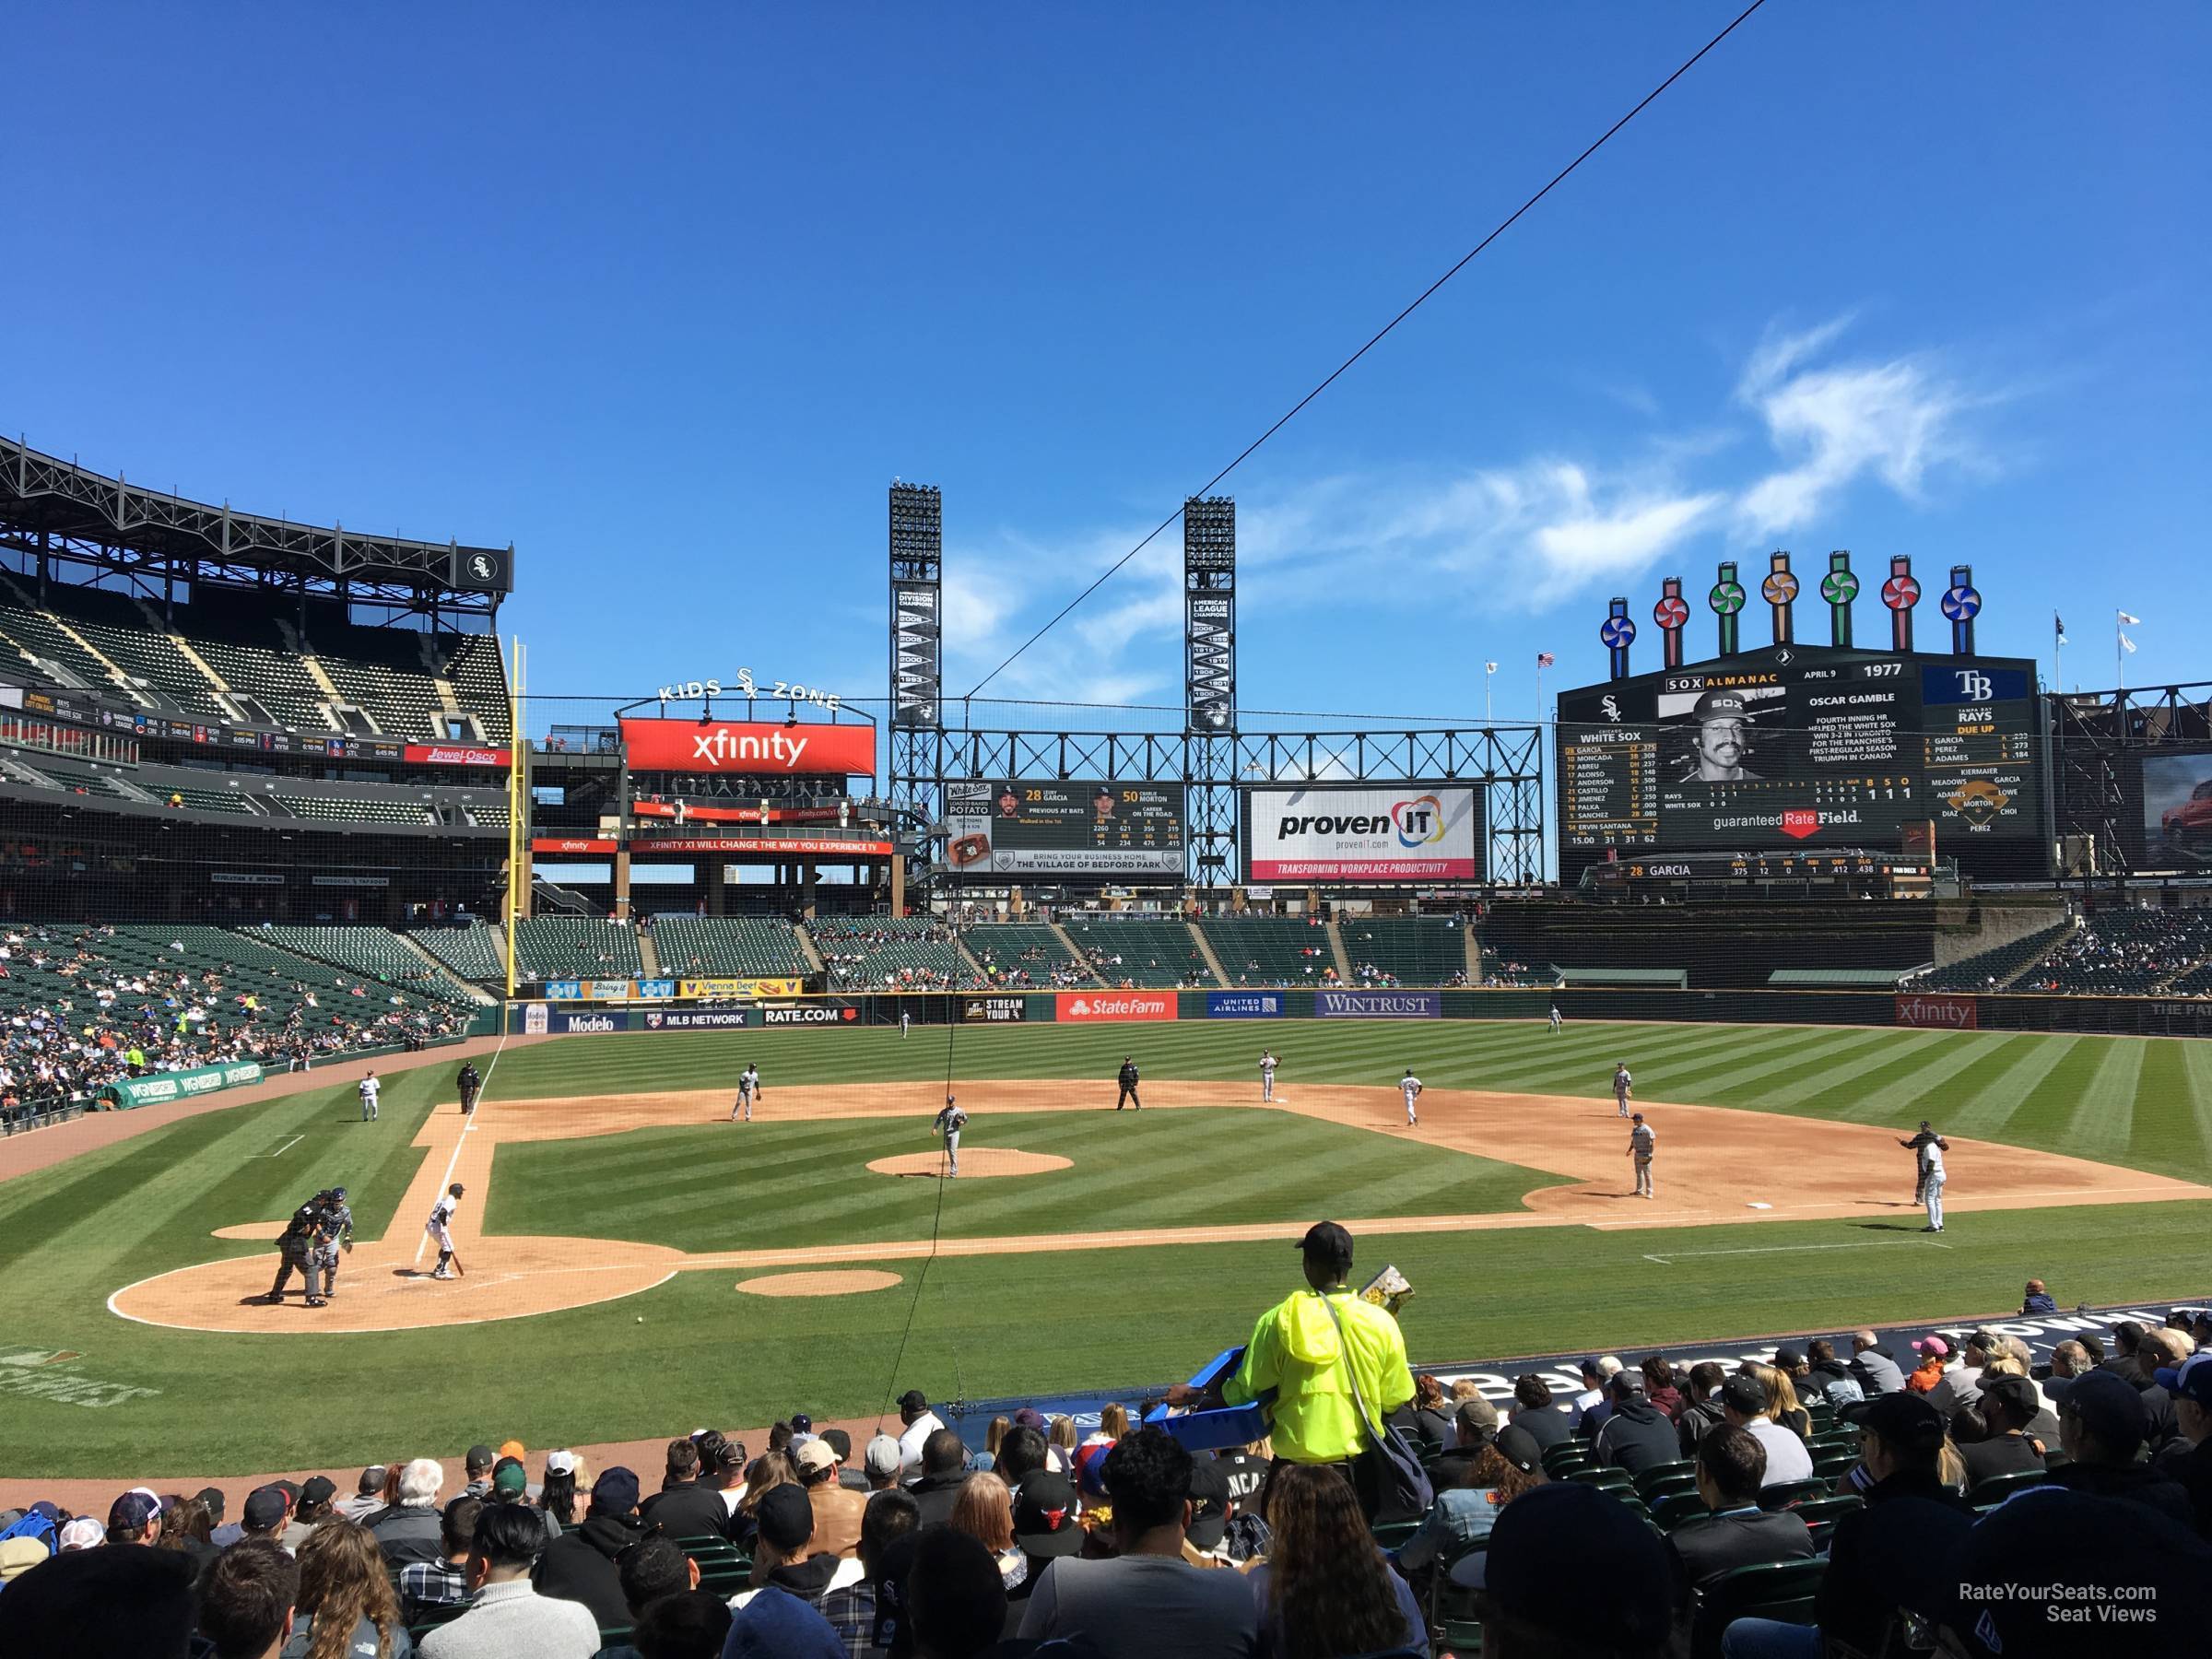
[2013, 907, 2212, 996]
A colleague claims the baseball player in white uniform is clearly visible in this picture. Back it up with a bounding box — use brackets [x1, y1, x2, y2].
[1628, 1113, 1655, 1198]
[932, 1095, 968, 1178]
[732, 1064, 760, 1123]
[359, 1070, 381, 1122]
[1259, 1050, 1278, 1103]
[1613, 1063, 1633, 1117]
[1921, 1138, 1947, 1232]
[1400, 1068, 1422, 1127]
[426, 1182, 464, 1278]
[900, 1008, 912, 1040]
[1548, 1004, 1563, 1034]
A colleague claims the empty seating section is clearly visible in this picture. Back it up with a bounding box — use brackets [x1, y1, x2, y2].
[2018, 910, 2212, 995]
[319, 654, 448, 737]
[65, 617, 230, 716]
[258, 926, 476, 1005]
[1065, 917, 1218, 987]
[1915, 921, 2072, 991]
[468, 802, 511, 828]
[964, 923, 1093, 987]
[441, 633, 512, 739]
[0, 601, 120, 693]
[1341, 916, 1470, 985]
[411, 924, 509, 983]
[273, 794, 435, 827]
[170, 783, 262, 815]
[1201, 917, 1335, 985]
[187, 636, 333, 731]
[810, 916, 966, 988]
[513, 917, 644, 980]
[651, 916, 812, 978]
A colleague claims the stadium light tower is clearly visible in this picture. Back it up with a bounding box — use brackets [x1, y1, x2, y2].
[887, 482, 944, 840]
[1183, 497, 1238, 888]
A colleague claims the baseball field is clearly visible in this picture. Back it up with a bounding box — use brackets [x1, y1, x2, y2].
[4, 1015, 2209, 1482]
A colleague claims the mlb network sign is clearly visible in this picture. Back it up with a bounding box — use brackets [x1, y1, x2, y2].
[1055, 991, 1178, 1023]
[1207, 991, 1285, 1019]
[1246, 786, 1482, 882]
[1316, 989, 1441, 1019]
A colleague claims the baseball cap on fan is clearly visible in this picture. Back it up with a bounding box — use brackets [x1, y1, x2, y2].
[1297, 1220, 1354, 1274]
[794, 1440, 839, 1477]
[1010, 1473, 1084, 1558]
[1185, 1460, 1231, 1552]
[2155, 1352, 2212, 1406]
[865, 1435, 904, 1480]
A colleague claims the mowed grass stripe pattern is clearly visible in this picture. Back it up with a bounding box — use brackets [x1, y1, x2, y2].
[485, 1019, 2212, 1181]
[487, 1109, 1567, 1251]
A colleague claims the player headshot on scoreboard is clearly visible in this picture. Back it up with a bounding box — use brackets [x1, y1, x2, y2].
[1662, 685, 1777, 784]
[997, 783, 1021, 818]
[1093, 786, 1116, 819]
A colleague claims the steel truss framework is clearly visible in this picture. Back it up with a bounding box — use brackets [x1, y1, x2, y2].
[1183, 496, 1238, 885]
[0, 436, 510, 622]
[2050, 679, 2212, 879]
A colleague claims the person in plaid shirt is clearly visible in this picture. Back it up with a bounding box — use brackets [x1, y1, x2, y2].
[399, 1496, 479, 1623]
[819, 1489, 920, 1656]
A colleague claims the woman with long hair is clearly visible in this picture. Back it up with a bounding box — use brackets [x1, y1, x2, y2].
[1253, 1465, 1427, 1659]
[729, 1449, 800, 1548]
[979, 1415, 1012, 1472]
[1751, 1363, 1812, 1440]
[155, 1494, 219, 1582]
[947, 1470, 1025, 1587]
[285, 1518, 410, 1659]
[1047, 1416, 1078, 1476]
[539, 1452, 582, 1528]
[1641, 1356, 1684, 1420]
[1394, 1439, 1547, 1577]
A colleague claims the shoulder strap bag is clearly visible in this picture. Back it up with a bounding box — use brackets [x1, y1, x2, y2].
[1319, 1292, 1433, 1524]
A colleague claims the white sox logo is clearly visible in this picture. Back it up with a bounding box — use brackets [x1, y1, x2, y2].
[1601, 695, 1622, 723]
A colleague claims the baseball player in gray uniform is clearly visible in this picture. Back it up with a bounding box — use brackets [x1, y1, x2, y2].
[932, 1095, 968, 1178]
[427, 1182, 464, 1278]
[312, 1186, 354, 1300]
[732, 1064, 760, 1123]
[1613, 1063, 1633, 1118]
[1400, 1068, 1423, 1127]
[1259, 1050, 1278, 1103]
[1627, 1113, 1655, 1198]
[1899, 1122, 1947, 1204]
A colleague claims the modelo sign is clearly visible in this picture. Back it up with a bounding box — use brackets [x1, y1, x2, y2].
[1316, 989, 1441, 1019]
[1246, 786, 1483, 882]
[1896, 992, 1978, 1030]
[619, 718, 875, 776]
[1054, 991, 1177, 1023]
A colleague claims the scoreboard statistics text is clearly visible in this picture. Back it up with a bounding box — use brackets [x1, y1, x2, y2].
[945, 781, 1186, 877]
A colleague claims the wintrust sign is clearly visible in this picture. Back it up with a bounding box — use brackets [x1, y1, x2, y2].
[1895, 993, 1978, 1030]
[1055, 991, 1178, 1023]
[619, 719, 875, 776]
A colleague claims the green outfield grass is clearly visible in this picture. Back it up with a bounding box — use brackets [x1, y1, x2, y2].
[0, 1017, 2206, 1478]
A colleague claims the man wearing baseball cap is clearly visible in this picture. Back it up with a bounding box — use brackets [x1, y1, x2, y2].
[1471, 1480, 1672, 1654]
[1959, 1374, 2051, 1488]
[794, 1437, 867, 1559]
[1164, 1219, 1412, 1521]
[106, 1490, 163, 1547]
[2043, 1370, 2194, 1528]
[894, 1388, 944, 1479]
[534, 1466, 644, 1630]
[2151, 1351, 2212, 1536]
[1688, 687, 1761, 782]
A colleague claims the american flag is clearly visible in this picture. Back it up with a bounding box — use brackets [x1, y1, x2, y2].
[1535, 652, 1556, 669]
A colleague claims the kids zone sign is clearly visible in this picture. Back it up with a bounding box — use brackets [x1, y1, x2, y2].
[1245, 786, 1484, 882]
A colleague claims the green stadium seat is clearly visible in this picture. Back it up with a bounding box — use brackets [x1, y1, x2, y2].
[1757, 1478, 1831, 1511]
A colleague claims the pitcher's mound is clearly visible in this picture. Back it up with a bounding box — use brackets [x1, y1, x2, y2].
[736, 1270, 902, 1298]
[866, 1148, 1072, 1180]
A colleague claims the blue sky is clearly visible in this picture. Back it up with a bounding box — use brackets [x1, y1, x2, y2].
[4, 4, 2205, 730]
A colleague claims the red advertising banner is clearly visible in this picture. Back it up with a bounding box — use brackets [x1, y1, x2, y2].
[403, 743, 512, 768]
[619, 718, 875, 776]
[530, 835, 893, 857]
[1895, 992, 1979, 1030]
[533, 837, 618, 854]
[1054, 990, 1178, 1023]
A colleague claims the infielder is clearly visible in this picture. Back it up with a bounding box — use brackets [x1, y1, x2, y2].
[1548, 1004, 1563, 1035]
[732, 1063, 760, 1123]
[264, 1193, 329, 1307]
[1920, 1137, 1947, 1233]
[359, 1069, 381, 1122]
[312, 1186, 354, 1300]
[1899, 1122, 1947, 1204]
[1259, 1049, 1278, 1103]
[933, 1095, 968, 1178]
[1613, 1062, 1633, 1117]
[1400, 1068, 1422, 1127]
[1627, 1112, 1655, 1198]
[457, 1060, 482, 1116]
[426, 1182, 464, 1278]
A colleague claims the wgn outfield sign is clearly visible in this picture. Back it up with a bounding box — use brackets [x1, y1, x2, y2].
[100, 1061, 264, 1109]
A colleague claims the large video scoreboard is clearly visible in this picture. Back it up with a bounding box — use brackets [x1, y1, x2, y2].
[1556, 644, 2045, 869]
[944, 781, 1186, 877]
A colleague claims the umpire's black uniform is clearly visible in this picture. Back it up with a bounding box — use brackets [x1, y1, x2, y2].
[1116, 1059, 1141, 1111]
[458, 1061, 481, 1114]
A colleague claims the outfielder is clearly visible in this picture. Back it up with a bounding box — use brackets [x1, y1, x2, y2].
[265, 1193, 330, 1307]
[1548, 1003, 1563, 1035]
[457, 1060, 482, 1115]
[1613, 1062, 1633, 1117]
[1400, 1068, 1422, 1127]
[359, 1069, 381, 1122]
[732, 1063, 760, 1123]
[1259, 1049, 1278, 1103]
[426, 1182, 464, 1278]
[1627, 1112, 1655, 1199]
[932, 1095, 968, 1178]
[312, 1186, 354, 1300]
[1899, 1122, 1947, 1204]
[1920, 1137, 1947, 1233]
[900, 1008, 912, 1040]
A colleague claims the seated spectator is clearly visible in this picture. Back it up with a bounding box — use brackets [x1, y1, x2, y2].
[399, 1497, 478, 1625]
[534, 1467, 643, 1630]
[1392, 1373, 1454, 1448]
[1594, 1371, 1679, 1477]
[1665, 1425, 1813, 1624]
[625, 1590, 728, 1659]
[722, 1497, 846, 1659]
[0, 1543, 198, 1658]
[1719, 1374, 1813, 1486]
[2100, 1321, 2147, 1383]
[463, 1446, 499, 1501]
[1248, 1463, 1427, 1658]
[2135, 1328, 2188, 1453]
[907, 1429, 971, 1527]
[419, 1500, 598, 1659]
[539, 1452, 582, 1530]
[1018, 1427, 1259, 1656]
[1430, 1394, 1501, 1488]
[1903, 1335, 1947, 1394]
[198, 1538, 299, 1659]
[734, 1484, 856, 1610]
[1394, 1428, 1544, 1576]
[818, 1489, 920, 1653]
[900, 1527, 1011, 1659]
[109, 1488, 165, 1548]
[729, 1450, 799, 1550]
[2149, 1351, 2212, 1536]
[638, 1440, 723, 1543]
[1959, 1374, 2052, 1488]
[1800, 1338, 1864, 1408]
[1641, 1356, 1684, 1419]
[2019, 1277, 2059, 1316]
[1505, 1374, 1571, 1453]
[587, 1533, 700, 1659]
[1941, 1488, 2212, 1652]
[237, 1488, 288, 1552]
[862, 1436, 903, 1494]
[695, 1435, 747, 1519]
[795, 1438, 866, 1559]
[281, 1520, 406, 1659]
[370, 1460, 445, 1568]
[994, 1424, 1051, 1489]
[1574, 1357, 1623, 1434]
[1675, 1361, 1730, 1456]
[1926, 1330, 1996, 1418]
[947, 1470, 1024, 1587]
[156, 1493, 219, 1583]
[2043, 1371, 2194, 1527]
[1474, 1479, 1669, 1656]
[1848, 1329, 1905, 1397]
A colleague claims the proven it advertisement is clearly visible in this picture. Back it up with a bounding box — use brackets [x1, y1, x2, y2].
[1245, 787, 1482, 882]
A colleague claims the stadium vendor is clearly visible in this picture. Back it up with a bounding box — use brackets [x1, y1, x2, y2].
[1165, 1219, 1412, 1519]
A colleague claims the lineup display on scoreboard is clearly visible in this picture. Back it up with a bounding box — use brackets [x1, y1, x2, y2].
[1556, 645, 2043, 854]
[944, 781, 1186, 877]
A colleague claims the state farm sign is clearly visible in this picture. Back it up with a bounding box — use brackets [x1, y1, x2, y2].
[1055, 991, 1177, 1023]
[404, 744, 512, 767]
[619, 718, 875, 776]
[1895, 993, 1978, 1030]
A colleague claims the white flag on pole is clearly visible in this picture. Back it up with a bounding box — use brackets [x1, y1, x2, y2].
[2117, 610, 2142, 626]
[1484, 661, 1499, 674]
[2121, 633, 2138, 654]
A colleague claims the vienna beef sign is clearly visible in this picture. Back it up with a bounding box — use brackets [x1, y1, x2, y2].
[619, 718, 875, 776]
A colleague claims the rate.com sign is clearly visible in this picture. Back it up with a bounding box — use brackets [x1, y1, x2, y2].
[1245, 786, 1483, 882]
[1055, 991, 1178, 1023]
[760, 1002, 863, 1026]
[620, 718, 875, 776]
[1896, 992, 1979, 1030]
